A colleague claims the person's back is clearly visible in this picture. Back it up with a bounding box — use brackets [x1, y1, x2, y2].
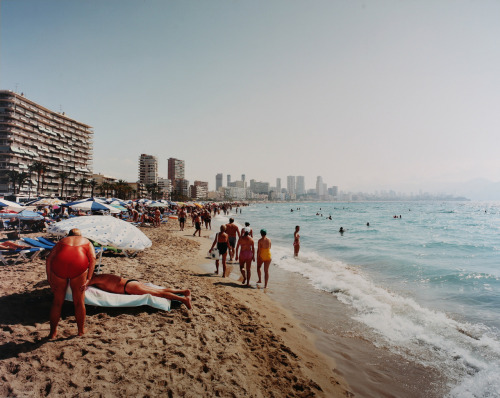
[226, 223, 239, 237]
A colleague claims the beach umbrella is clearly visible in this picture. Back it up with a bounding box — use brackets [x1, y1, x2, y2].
[12, 209, 45, 220]
[65, 197, 106, 207]
[110, 204, 128, 212]
[0, 199, 24, 210]
[107, 198, 128, 206]
[29, 198, 66, 206]
[69, 201, 120, 214]
[48, 216, 152, 251]
[148, 202, 167, 207]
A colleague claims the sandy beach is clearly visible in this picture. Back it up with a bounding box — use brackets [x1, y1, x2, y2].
[0, 220, 351, 397]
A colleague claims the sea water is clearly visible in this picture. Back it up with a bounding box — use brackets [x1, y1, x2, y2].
[219, 202, 500, 397]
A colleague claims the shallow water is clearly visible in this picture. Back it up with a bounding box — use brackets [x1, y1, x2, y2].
[210, 202, 500, 397]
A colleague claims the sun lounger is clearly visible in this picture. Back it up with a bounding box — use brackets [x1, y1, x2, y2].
[21, 237, 54, 250]
[0, 247, 44, 266]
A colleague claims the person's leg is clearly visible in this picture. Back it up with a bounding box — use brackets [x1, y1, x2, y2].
[264, 260, 271, 288]
[257, 259, 263, 283]
[215, 259, 219, 274]
[221, 253, 227, 277]
[48, 273, 69, 339]
[125, 282, 192, 309]
[239, 260, 246, 284]
[245, 260, 252, 286]
[69, 270, 88, 336]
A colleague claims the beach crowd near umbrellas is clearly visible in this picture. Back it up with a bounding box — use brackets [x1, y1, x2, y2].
[0, 196, 247, 251]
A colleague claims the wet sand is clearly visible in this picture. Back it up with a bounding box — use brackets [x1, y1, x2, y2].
[0, 221, 351, 397]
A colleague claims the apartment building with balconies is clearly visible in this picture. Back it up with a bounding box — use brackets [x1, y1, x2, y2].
[0, 91, 93, 197]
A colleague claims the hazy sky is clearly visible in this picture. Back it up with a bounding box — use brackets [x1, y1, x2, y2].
[2, 0, 499, 193]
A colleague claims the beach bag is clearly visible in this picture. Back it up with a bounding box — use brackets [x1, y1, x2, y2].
[210, 248, 220, 259]
[209, 233, 220, 259]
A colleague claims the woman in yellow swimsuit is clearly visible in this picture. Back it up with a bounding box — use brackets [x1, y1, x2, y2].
[257, 229, 272, 288]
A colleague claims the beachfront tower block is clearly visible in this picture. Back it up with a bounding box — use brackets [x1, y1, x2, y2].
[138, 154, 158, 185]
[216, 173, 223, 190]
[0, 90, 93, 198]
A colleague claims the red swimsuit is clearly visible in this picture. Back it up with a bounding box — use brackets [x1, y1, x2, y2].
[51, 242, 91, 279]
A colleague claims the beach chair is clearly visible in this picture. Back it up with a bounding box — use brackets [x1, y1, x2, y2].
[22, 237, 54, 250]
[0, 247, 44, 266]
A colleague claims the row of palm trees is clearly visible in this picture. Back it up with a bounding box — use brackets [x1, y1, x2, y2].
[2, 161, 146, 200]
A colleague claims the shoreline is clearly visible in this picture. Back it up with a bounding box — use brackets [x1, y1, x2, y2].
[0, 220, 351, 397]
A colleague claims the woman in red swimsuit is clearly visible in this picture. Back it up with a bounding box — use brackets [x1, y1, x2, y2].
[46, 228, 96, 339]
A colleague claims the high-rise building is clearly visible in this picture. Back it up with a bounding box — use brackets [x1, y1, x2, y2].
[191, 180, 208, 199]
[287, 176, 296, 195]
[216, 173, 223, 190]
[168, 157, 185, 197]
[316, 176, 327, 198]
[158, 178, 172, 198]
[276, 178, 281, 192]
[168, 158, 185, 181]
[138, 154, 158, 185]
[227, 175, 231, 186]
[0, 91, 93, 197]
[249, 179, 270, 194]
[296, 176, 305, 196]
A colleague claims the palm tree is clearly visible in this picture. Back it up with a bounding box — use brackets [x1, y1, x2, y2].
[114, 180, 130, 199]
[57, 171, 70, 198]
[5, 170, 20, 194]
[76, 178, 88, 198]
[89, 179, 98, 198]
[30, 161, 48, 197]
[16, 172, 30, 194]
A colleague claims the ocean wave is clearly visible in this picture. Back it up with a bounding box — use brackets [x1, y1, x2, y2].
[269, 243, 500, 397]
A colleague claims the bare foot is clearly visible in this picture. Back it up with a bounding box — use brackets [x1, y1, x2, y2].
[48, 332, 57, 339]
[242, 278, 246, 285]
[257, 280, 262, 284]
[184, 296, 192, 310]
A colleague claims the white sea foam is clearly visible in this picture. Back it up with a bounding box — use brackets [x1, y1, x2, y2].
[270, 243, 500, 397]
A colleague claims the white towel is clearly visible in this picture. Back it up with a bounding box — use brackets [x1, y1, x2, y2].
[65, 283, 171, 311]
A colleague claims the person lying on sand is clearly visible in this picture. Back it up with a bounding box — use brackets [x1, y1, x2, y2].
[88, 274, 192, 309]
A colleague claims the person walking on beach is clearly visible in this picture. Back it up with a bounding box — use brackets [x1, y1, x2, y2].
[242, 222, 253, 237]
[209, 225, 230, 277]
[193, 212, 202, 237]
[293, 225, 300, 257]
[235, 228, 255, 286]
[257, 229, 272, 288]
[45, 228, 96, 339]
[226, 218, 240, 261]
[178, 207, 187, 231]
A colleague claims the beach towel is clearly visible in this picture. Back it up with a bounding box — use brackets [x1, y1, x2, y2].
[65, 283, 171, 311]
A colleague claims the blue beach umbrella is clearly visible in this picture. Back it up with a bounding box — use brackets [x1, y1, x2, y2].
[15, 209, 45, 220]
[69, 200, 120, 214]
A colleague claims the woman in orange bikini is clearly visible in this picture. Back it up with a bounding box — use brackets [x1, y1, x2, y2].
[46, 228, 96, 339]
[257, 229, 272, 288]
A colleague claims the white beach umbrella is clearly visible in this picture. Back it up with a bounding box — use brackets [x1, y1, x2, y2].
[48, 216, 152, 251]
[0, 199, 24, 211]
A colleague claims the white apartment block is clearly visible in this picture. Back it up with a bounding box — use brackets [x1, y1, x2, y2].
[0, 91, 93, 197]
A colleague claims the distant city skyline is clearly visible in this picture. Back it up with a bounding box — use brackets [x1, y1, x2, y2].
[2, 1, 500, 200]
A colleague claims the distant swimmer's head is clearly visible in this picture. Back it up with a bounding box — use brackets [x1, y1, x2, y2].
[68, 228, 81, 236]
[260, 229, 267, 236]
[245, 222, 250, 227]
